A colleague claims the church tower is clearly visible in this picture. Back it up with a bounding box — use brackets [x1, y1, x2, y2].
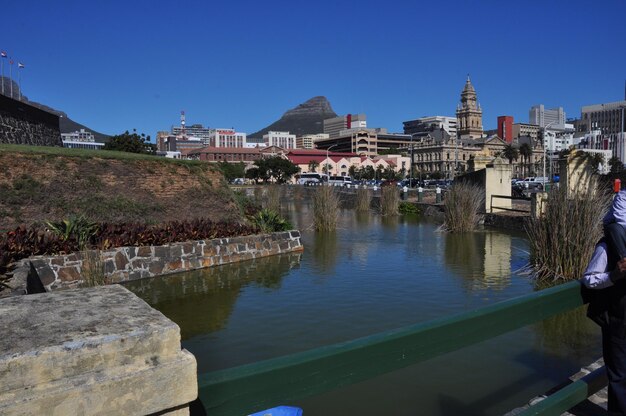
[456, 76, 483, 139]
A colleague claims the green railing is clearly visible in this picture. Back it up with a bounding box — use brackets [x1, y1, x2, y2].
[198, 280, 603, 415]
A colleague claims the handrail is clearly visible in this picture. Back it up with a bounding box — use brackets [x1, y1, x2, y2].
[198, 280, 588, 416]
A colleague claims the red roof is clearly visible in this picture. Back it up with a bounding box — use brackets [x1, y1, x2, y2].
[188, 146, 261, 155]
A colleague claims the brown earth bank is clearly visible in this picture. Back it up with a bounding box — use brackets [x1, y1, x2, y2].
[0, 151, 241, 230]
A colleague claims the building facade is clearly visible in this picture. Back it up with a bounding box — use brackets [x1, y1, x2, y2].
[207, 128, 247, 148]
[315, 129, 412, 157]
[456, 76, 483, 139]
[497, 116, 514, 143]
[580, 100, 626, 135]
[529, 105, 566, 128]
[403, 116, 458, 137]
[323, 114, 367, 139]
[512, 123, 541, 141]
[263, 131, 296, 149]
[61, 129, 105, 150]
[296, 133, 329, 149]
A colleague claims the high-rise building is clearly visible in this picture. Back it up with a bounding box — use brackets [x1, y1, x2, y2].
[455, 76, 483, 139]
[580, 100, 626, 135]
[323, 114, 367, 139]
[296, 133, 329, 149]
[403, 116, 457, 137]
[529, 105, 566, 128]
[263, 131, 296, 149]
[497, 116, 514, 143]
[171, 123, 213, 141]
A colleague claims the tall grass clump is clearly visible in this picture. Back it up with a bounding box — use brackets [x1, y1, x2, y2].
[355, 188, 371, 212]
[380, 186, 399, 216]
[251, 209, 292, 233]
[527, 186, 611, 283]
[81, 250, 106, 287]
[313, 186, 340, 230]
[443, 182, 484, 232]
[264, 185, 281, 213]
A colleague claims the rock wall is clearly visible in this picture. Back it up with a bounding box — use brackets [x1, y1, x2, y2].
[0, 94, 61, 146]
[24, 231, 303, 292]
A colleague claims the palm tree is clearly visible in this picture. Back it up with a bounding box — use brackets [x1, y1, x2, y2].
[502, 144, 519, 165]
[308, 160, 319, 173]
[519, 143, 532, 177]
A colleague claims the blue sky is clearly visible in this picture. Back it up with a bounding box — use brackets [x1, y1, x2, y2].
[2, 0, 625, 139]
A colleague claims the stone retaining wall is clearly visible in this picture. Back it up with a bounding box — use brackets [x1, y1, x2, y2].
[21, 230, 303, 292]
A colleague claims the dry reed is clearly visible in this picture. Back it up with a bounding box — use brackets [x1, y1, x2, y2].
[313, 186, 340, 230]
[527, 186, 611, 283]
[380, 186, 399, 216]
[81, 250, 107, 287]
[264, 185, 281, 213]
[355, 188, 371, 212]
[443, 182, 484, 232]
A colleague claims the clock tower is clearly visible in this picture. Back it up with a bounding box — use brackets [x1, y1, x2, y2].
[456, 76, 483, 139]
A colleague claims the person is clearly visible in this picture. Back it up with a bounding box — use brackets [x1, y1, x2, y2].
[583, 190, 626, 414]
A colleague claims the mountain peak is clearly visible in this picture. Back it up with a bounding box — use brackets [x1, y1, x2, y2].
[249, 96, 337, 138]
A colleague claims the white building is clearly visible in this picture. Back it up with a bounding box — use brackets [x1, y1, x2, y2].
[542, 124, 576, 152]
[207, 129, 247, 148]
[418, 116, 458, 137]
[323, 114, 367, 139]
[296, 133, 329, 149]
[263, 131, 296, 149]
[577, 129, 626, 165]
[172, 123, 212, 142]
[61, 129, 105, 150]
[529, 105, 566, 129]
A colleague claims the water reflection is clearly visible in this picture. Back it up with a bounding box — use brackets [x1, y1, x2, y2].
[124, 252, 301, 340]
[310, 231, 338, 277]
[444, 231, 512, 291]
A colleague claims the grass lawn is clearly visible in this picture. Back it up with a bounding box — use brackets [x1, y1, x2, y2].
[0, 144, 207, 166]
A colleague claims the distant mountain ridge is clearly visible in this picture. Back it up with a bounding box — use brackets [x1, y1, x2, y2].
[248, 96, 337, 139]
[0, 77, 110, 142]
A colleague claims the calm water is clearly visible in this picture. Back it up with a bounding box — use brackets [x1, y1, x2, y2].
[125, 193, 602, 416]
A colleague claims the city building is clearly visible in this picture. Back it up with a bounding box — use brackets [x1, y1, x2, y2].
[323, 114, 367, 139]
[580, 100, 626, 135]
[529, 105, 566, 128]
[61, 129, 105, 150]
[456, 76, 483, 139]
[171, 124, 212, 142]
[315, 129, 412, 157]
[403, 116, 457, 137]
[512, 123, 541, 141]
[296, 133, 329, 149]
[286, 149, 409, 177]
[263, 131, 296, 149]
[207, 129, 247, 148]
[186, 146, 263, 163]
[497, 116, 514, 143]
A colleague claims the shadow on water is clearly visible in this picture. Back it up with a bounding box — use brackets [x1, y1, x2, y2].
[310, 231, 338, 277]
[124, 252, 302, 340]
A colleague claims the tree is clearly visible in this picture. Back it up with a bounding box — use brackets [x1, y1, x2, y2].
[255, 156, 300, 183]
[361, 166, 375, 180]
[609, 157, 624, 174]
[104, 129, 154, 154]
[348, 165, 359, 179]
[502, 144, 519, 165]
[519, 143, 532, 177]
[245, 167, 261, 184]
[218, 161, 245, 181]
[308, 160, 319, 173]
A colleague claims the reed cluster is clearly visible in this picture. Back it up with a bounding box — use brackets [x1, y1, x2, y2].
[313, 186, 340, 230]
[527, 186, 611, 283]
[81, 250, 106, 287]
[380, 186, 399, 216]
[355, 188, 371, 212]
[264, 185, 281, 213]
[443, 182, 484, 232]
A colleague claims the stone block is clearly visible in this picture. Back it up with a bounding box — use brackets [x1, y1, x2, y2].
[114, 251, 128, 270]
[58, 267, 81, 282]
[50, 257, 65, 266]
[149, 260, 165, 275]
[182, 243, 193, 255]
[104, 259, 115, 275]
[154, 246, 170, 260]
[0, 285, 197, 416]
[37, 267, 57, 286]
[290, 230, 301, 238]
[169, 245, 183, 258]
[127, 247, 136, 259]
[137, 246, 152, 257]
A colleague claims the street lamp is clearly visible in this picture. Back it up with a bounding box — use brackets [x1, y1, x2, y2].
[542, 121, 557, 188]
[326, 144, 337, 177]
[409, 134, 414, 185]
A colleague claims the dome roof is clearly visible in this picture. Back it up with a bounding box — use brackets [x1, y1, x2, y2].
[463, 75, 475, 93]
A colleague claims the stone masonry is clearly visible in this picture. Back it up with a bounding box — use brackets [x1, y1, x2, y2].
[25, 230, 303, 291]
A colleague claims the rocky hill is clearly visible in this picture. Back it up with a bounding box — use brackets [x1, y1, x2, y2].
[0, 77, 110, 142]
[0, 147, 241, 231]
[248, 96, 337, 139]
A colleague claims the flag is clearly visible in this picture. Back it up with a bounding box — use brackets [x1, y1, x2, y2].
[0, 51, 6, 58]
[9, 60, 13, 65]
[18, 63, 24, 68]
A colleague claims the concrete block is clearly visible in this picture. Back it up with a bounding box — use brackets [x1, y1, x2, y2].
[0, 285, 197, 415]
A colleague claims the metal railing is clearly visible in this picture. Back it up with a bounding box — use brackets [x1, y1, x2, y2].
[197, 280, 604, 415]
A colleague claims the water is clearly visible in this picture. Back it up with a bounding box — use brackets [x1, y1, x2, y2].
[125, 194, 601, 416]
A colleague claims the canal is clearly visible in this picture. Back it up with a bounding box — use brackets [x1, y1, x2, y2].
[125, 193, 601, 416]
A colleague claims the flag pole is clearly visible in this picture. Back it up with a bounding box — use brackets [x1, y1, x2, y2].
[18, 65, 21, 101]
[9, 59, 13, 99]
[1, 58, 3, 96]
